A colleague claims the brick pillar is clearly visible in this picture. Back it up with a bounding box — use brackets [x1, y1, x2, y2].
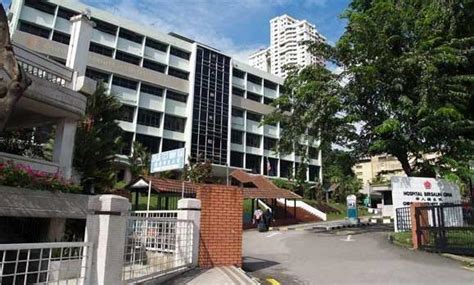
[197, 185, 243, 268]
[410, 202, 428, 249]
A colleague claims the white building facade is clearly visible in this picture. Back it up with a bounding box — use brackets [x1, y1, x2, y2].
[7, 0, 322, 182]
[249, 14, 325, 77]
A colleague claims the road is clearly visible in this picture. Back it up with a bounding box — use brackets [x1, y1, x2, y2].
[243, 225, 473, 284]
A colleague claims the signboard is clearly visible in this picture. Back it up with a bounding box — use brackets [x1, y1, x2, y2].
[346, 194, 358, 223]
[391, 176, 462, 231]
[150, 148, 185, 173]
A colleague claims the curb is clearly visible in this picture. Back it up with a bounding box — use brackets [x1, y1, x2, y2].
[442, 253, 474, 266]
[270, 222, 373, 232]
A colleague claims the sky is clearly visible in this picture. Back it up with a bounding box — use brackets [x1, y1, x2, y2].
[1, 0, 350, 62]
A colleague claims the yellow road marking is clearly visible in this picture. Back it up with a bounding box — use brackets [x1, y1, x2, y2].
[266, 277, 281, 285]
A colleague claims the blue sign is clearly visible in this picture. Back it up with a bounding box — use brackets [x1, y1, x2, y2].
[150, 148, 185, 173]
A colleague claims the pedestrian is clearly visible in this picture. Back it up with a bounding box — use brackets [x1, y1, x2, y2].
[253, 208, 263, 225]
[264, 209, 273, 230]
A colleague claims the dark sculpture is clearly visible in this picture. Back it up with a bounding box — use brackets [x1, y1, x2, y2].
[0, 4, 31, 132]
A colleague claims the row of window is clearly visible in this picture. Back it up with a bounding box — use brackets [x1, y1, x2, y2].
[120, 105, 187, 132]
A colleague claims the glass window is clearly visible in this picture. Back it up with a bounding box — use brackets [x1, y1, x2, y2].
[247, 74, 262, 85]
[247, 92, 262, 103]
[264, 137, 277, 150]
[264, 80, 277, 90]
[52, 31, 70, 45]
[86, 68, 110, 83]
[168, 67, 189, 80]
[19, 21, 50, 38]
[246, 154, 261, 174]
[232, 87, 244, 97]
[170, 47, 190, 60]
[280, 160, 293, 178]
[136, 134, 160, 154]
[162, 139, 185, 152]
[264, 97, 274, 105]
[230, 151, 244, 168]
[143, 59, 166, 73]
[89, 42, 114, 57]
[25, 0, 56, 15]
[232, 108, 244, 118]
[164, 115, 186, 133]
[137, 108, 161, 128]
[119, 28, 143, 44]
[120, 132, 134, 155]
[145, 38, 168, 52]
[231, 130, 243, 144]
[57, 7, 76, 20]
[112, 76, 138, 90]
[309, 147, 318, 159]
[140, 83, 163, 97]
[233, 68, 245, 79]
[115, 51, 141, 65]
[167, 90, 187, 103]
[92, 18, 117, 35]
[309, 165, 320, 182]
[246, 133, 261, 148]
[119, 105, 135, 122]
[247, 112, 262, 122]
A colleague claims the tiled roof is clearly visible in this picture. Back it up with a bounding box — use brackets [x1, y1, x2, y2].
[230, 170, 301, 199]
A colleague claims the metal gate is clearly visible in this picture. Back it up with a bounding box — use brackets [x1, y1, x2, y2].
[415, 204, 474, 255]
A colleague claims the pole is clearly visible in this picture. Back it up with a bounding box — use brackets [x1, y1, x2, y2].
[226, 163, 229, 186]
[147, 180, 152, 217]
[182, 180, 185, 199]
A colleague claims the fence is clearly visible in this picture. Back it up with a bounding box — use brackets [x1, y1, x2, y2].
[395, 207, 412, 232]
[130, 210, 179, 219]
[0, 241, 91, 285]
[122, 216, 194, 283]
[415, 204, 474, 256]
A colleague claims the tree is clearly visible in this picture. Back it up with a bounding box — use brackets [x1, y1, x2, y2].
[183, 154, 212, 183]
[74, 84, 124, 194]
[263, 65, 356, 197]
[128, 141, 150, 179]
[312, 0, 474, 179]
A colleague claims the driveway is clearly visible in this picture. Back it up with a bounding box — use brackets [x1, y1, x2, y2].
[243, 225, 473, 284]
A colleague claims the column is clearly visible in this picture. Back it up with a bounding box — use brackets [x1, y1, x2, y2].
[84, 195, 130, 285]
[176, 198, 201, 267]
[52, 118, 77, 179]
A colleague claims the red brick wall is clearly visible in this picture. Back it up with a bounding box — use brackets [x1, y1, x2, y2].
[197, 185, 243, 268]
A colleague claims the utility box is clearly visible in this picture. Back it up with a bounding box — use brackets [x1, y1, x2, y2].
[347, 194, 358, 224]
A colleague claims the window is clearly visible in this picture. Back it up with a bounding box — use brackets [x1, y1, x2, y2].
[231, 130, 243, 144]
[246, 154, 261, 174]
[119, 105, 135, 122]
[25, 0, 56, 15]
[168, 67, 189, 80]
[280, 160, 293, 178]
[86, 68, 110, 83]
[137, 108, 161, 128]
[52, 31, 70, 45]
[120, 132, 134, 155]
[232, 87, 244, 97]
[264, 97, 274, 105]
[247, 92, 262, 103]
[119, 28, 143, 44]
[143, 59, 166, 73]
[166, 90, 187, 103]
[89, 42, 114, 57]
[19, 21, 50, 38]
[112, 76, 137, 90]
[57, 7, 76, 20]
[233, 68, 245, 79]
[264, 80, 277, 90]
[164, 115, 186, 132]
[136, 134, 160, 154]
[140, 83, 163, 97]
[264, 137, 277, 150]
[246, 133, 261, 148]
[247, 112, 262, 122]
[264, 157, 278, 176]
[247, 74, 262, 85]
[162, 139, 185, 152]
[92, 18, 117, 35]
[232, 108, 244, 118]
[170, 47, 190, 60]
[115, 51, 141, 65]
[230, 151, 244, 168]
[146, 38, 167, 52]
[309, 147, 319, 159]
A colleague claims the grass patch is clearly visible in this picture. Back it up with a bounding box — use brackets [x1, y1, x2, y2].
[390, 231, 413, 248]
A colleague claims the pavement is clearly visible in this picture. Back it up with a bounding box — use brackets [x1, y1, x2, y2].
[270, 218, 372, 231]
[163, 266, 259, 285]
[243, 224, 474, 284]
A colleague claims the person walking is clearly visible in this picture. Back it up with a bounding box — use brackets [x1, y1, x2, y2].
[264, 209, 273, 230]
[253, 208, 263, 225]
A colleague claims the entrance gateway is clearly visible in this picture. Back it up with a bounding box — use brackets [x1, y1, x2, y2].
[391, 176, 462, 232]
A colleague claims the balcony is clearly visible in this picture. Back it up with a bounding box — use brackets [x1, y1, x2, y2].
[162, 130, 185, 141]
[264, 87, 277, 98]
[231, 143, 244, 152]
[139, 93, 164, 112]
[111, 85, 138, 105]
[165, 99, 186, 116]
[144, 46, 168, 64]
[246, 120, 263, 134]
[54, 18, 71, 34]
[264, 125, 278, 137]
[169, 55, 189, 71]
[20, 6, 54, 28]
[247, 81, 262, 94]
[136, 124, 161, 137]
[231, 116, 244, 130]
[91, 29, 116, 47]
[232, 77, 245, 89]
[116, 37, 143, 56]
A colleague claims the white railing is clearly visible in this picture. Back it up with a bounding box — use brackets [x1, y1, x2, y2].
[123, 216, 194, 283]
[277, 198, 327, 221]
[130, 210, 179, 219]
[0, 242, 91, 285]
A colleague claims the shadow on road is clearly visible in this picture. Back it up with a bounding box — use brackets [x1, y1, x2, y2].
[242, 256, 279, 272]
